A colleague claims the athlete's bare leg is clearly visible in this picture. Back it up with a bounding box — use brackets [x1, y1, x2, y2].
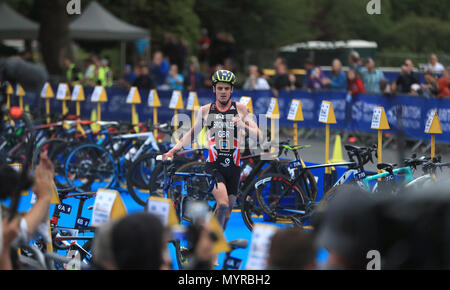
[212, 182, 230, 229]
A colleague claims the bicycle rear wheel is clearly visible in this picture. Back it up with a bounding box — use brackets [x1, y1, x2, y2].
[255, 173, 308, 221]
[126, 153, 159, 206]
[65, 144, 116, 192]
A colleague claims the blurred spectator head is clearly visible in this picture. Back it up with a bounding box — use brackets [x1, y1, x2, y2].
[20, 50, 33, 62]
[365, 58, 375, 70]
[348, 51, 360, 66]
[404, 59, 414, 72]
[92, 212, 167, 270]
[277, 62, 289, 75]
[331, 59, 343, 73]
[267, 227, 317, 270]
[248, 65, 259, 76]
[152, 51, 164, 66]
[400, 64, 409, 74]
[347, 69, 357, 81]
[134, 65, 141, 77]
[124, 64, 132, 74]
[429, 54, 439, 65]
[140, 65, 149, 76]
[424, 70, 436, 83]
[304, 58, 315, 71]
[62, 57, 72, 68]
[188, 61, 199, 73]
[316, 187, 379, 269]
[170, 64, 179, 75]
[91, 54, 101, 66]
[273, 57, 287, 70]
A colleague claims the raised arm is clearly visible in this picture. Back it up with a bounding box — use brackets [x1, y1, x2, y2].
[235, 102, 262, 141]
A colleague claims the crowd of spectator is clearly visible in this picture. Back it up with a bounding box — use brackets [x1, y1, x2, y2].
[59, 27, 449, 100]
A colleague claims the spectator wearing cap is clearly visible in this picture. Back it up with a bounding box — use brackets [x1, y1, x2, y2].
[243, 65, 270, 90]
[425, 54, 445, 78]
[183, 62, 206, 91]
[360, 58, 384, 94]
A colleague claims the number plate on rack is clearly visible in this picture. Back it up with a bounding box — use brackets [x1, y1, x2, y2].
[354, 169, 366, 181]
[56, 204, 72, 215]
[75, 217, 90, 228]
[289, 161, 302, 169]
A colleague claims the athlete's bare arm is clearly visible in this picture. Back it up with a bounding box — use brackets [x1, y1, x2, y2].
[235, 102, 262, 140]
[163, 104, 210, 160]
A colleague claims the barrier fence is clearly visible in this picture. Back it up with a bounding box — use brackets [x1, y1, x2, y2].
[11, 85, 450, 144]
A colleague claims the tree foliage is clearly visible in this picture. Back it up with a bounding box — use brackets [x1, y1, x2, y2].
[2, 0, 450, 71]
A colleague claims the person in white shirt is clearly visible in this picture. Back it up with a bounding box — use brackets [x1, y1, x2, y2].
[243, 65, 270, 90]
[425, 54, 444, 77]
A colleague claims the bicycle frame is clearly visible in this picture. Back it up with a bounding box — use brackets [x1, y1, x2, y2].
[362, 166, 414, 192]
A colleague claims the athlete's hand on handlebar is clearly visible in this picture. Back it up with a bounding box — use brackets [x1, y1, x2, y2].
[161, 151, 174, 162]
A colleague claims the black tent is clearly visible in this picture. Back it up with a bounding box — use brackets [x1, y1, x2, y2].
[69, 1, 150, 71]
[0, 2, 39, 40]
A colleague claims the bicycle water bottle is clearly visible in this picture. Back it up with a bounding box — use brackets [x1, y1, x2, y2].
[240, 164, 253, 182]
[125, 147, 137, 161]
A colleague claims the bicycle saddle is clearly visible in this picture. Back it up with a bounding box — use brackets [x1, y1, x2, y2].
[228, 239, 248, 250]
[344, 145, 362, 152]
[377, 163, 397, 171]
[282, 145, 311, 150]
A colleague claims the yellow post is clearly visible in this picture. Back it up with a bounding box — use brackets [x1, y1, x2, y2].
[169, 91, 184, 143]
[287, 99, 304, 147]
[325, 124, 331, 174]
[424, 110, 442, 160]
[430, 134, 436, 159]
[266, 98, 280, 153]
[148, 90, 161, 142]
[371, 106, 390, 174]
[16, 84, 26, 110]
[76, 102, 81, 117]
[131, 104, 136, 125]
[97, 102, 101, 121]
[153, 107, 158, 140]
[378, 130, 383, 174]
[318, 101, 337, 192]
[62, 100, 67, 115]
[293, 122, 298, 146]
[6, 84, 13, 109]
[41, 83, 54, 124]
[46, 99, 51, 124]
